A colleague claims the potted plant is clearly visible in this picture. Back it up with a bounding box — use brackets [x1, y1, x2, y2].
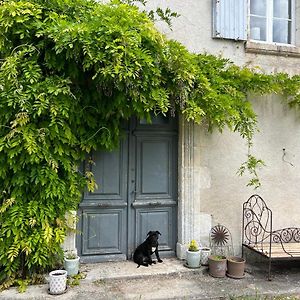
[226, 256, 246, 279]
[64, 250, 80, 276]
[48, 269, 68, 295]
[208, 255, 227, 278]
[185, 240, 201, 268]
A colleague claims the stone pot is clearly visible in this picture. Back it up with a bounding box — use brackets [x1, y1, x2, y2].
[64, 256, 80, 276]
[200, 247, 211, 266]
[49, 270, 67, 295]
[208, 255, 227, 278]
[186, 250, 201, 268]
[226, 256, 245, 279]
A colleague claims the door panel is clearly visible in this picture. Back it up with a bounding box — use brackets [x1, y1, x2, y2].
[135, 207, 174, 251]
[135, 136, 174, 199]
[78, 138, 128, 261]
[84, 141, 128, 202]
[92, 151, 121, 195]
[141, 140, 169, 194]
[81, 209, 125, 256]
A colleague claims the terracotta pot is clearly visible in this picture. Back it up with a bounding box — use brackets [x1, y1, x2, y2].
[227, 256, 245, 279]
[208, 255, 227, 278]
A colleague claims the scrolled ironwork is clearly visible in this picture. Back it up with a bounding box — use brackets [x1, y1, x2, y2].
[243, 195, 272, 246]
[242, 195, 300, 280]
[210, 224, 230, 246]
[209, 224, 233, 257]
[244, 221, 263, 243]
[272, 228, 300, 244]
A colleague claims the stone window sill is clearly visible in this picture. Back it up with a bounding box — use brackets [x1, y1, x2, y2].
[245, 41, 300, 57]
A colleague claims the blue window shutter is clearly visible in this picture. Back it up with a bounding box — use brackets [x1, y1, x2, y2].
[212, 0, 247, 40]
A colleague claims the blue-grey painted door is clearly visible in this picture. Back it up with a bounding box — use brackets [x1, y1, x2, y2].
[77, 115, 177, 262]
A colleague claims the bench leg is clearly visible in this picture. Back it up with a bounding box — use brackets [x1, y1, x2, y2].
[268, 258, 272, 281]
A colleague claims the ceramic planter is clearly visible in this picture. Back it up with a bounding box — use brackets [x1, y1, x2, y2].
[186, 250, 201, 268]
[227, 256, 245, 279]
[208, 255, 227, 278]
[64, 256, 80, 276]
[200, 247, 211, 266]
[49, 270, 67, 295]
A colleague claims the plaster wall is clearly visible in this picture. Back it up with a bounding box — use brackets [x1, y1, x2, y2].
[177, 96, 300, 257]
[147, 0, 300, 256]
[198, 95, 300, 255]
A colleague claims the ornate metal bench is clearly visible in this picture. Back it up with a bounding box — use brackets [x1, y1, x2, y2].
[242, 194, 300, 280]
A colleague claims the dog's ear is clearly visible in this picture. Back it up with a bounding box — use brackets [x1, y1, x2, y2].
[156, 231, 161, 235]
[147, 231, 153, 236]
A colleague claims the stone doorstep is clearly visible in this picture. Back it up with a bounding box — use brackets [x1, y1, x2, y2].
[0, 258, 204, 300]
[80, 257, 202, 282]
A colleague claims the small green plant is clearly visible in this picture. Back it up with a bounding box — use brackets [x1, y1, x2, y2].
[15, 279, 30, 293]
[64, 250, 78, 260]
[67, 272, 86, 287]
[188, 240, 199, 252]
[210, 255, 226, 261]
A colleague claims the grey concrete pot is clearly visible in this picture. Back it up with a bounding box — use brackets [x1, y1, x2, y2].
[186, 250, 201, 268]
[64, 256, 80, 276]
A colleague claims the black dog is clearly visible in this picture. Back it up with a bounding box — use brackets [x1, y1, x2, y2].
[133, 231, 163, 267]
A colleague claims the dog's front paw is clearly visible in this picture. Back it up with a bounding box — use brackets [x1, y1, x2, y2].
[158, 259, 163, 263]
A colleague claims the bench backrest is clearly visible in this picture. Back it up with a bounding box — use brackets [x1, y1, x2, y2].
[242, 194, 273, 248]
[272, 228, 300, 243]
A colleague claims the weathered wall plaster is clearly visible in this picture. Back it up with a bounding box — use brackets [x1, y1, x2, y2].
[199, 96, 300, 255]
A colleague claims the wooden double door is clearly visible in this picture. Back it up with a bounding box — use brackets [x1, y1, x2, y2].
[77, 115, 178, 262]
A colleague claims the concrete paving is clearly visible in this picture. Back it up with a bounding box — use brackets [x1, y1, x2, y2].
[1, 258, 300, 299]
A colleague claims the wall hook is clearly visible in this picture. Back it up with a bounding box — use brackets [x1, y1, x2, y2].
[282, 148, 295, 167]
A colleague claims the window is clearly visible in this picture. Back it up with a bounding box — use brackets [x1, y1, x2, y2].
[250, 0, 294, 44]
[213, 0, 295, 45]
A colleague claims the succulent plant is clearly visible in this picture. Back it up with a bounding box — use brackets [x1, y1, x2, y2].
[188, 240, 199, 252]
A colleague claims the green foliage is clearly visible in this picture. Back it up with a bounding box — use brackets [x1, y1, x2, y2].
[210, 255, 226, 261]
[67, 272, 87, 287]
[0, 0, 299, 289]
[116, 0, 180, 28]
[64, 250, 78, 259]
[237, 155, 266, 189]
[15, 279, 30, 293]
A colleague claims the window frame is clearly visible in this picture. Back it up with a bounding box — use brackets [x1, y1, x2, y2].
[248, 0, 296, 46]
